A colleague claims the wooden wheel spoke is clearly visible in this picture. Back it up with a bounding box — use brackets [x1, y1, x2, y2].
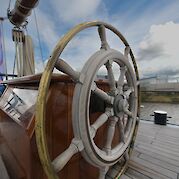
[52, 138, 83, 172]
[117, 66, 127, 92]
[124, 150, 129, 161]
[99, 167, 109, 179]
[104, 116, 118, 154]
[55, 58, 80, 82]
[118, 118, 125, 143]
[92, 83, 113, 104]
[124, 46, 130, 58]
[124, 87, 134, 99]
[137, 80, 140, 86]
[105, 60, 116, 93]
[123, 108, 133, 117]
[98, 25, 109, 50]
[124, 117, 133, 135]
[90, 111, 111, 138]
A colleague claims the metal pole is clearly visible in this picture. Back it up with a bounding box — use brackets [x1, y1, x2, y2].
[0, 17, 8, 80]
[8, 0, 39, 27]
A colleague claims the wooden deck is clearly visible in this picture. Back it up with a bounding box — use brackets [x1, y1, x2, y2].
[122, 121, 179, 179]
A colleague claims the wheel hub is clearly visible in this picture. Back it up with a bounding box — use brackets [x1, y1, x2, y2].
[113, 93, 128, 117]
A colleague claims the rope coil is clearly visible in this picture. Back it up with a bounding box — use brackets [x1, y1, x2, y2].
[12, 28, 35, 76]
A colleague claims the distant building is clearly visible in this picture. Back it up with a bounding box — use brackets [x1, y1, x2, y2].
[140, 76, 157, 87]
[140, 75, 179, 92]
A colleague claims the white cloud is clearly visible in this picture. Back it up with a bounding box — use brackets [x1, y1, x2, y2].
[58, 27, 127, 73]
[60, 29, 100, 70]
[35, 59, 45, 73]
[110, 0, 179, 52]
[149, 22, 178, 57]
[28, 9, 59, 51]
[137, 21, 179, 78]
[50, 0, 102, 23]
[1, 36, 15, 74]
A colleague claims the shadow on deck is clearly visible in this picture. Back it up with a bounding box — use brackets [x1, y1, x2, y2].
[122, 121, 179, 179]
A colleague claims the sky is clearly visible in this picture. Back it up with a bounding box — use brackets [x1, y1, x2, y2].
[0, 0, 179, 79]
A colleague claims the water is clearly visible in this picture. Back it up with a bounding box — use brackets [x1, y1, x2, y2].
[140, 102, 179, 125]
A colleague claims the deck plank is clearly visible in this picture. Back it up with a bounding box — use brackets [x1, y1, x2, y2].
[129, 161, 170, 179]
[139, 153, 179, 173]
[136, 138, 179, 153]
[135, 146, 179, 167]
[120, 174, 132, 179]
[125, 168, 151, 179]
[136, 142, 179, 159]
[135, 144, 179, 162]
[130, 156, 177, 179]
[122, 121, 179, 179]
[137, 133, 179, 148]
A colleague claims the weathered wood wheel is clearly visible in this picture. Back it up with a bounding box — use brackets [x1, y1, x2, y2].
[35, 21, 140, 179]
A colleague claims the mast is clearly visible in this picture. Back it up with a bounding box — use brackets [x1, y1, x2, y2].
[8, 0, 39, 27]
[6, 0, 40, 77]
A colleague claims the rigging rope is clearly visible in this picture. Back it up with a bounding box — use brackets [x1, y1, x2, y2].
[12, 50, 16, 77]
[23, 26, 35, 74]
[23, 35, 35, 75]
[33, 9, 44, 65]
[24, 25, 29, 35]
[13, 29, 23, 76]
[13, 28, 35, 77]
[7, 0, 12, 15]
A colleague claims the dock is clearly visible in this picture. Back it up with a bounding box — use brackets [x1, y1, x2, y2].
[122, 121, 179, 179]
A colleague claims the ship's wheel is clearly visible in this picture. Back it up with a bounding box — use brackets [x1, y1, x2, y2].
[35, 21, 140, 179]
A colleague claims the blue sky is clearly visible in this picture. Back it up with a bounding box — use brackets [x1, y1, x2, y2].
[0, 0, 179, 78]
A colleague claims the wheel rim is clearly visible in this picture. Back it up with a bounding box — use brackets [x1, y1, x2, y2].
[35, 21, 140, 179]
[73, 49, 138, 166]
